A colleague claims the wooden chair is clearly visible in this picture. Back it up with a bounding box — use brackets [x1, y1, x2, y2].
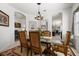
[19, 31, 30, 55]
[29, 31, 42, 55]
[53, 31, 71, 56]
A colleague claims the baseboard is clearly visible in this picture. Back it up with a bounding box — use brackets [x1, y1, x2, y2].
[0, 41, 20, 53]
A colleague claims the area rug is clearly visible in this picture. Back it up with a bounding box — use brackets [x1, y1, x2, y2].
[0, 46, 45, 56]
[0, 46, 74, 56]
[0, 46, 21, 56]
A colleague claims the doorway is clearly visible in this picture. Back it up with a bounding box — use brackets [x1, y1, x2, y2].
[52, 13, 62, 38]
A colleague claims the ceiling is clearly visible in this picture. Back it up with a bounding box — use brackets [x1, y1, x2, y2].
[9, 3, 73, 16]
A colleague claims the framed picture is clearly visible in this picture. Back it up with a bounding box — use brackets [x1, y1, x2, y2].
[0, 10, 9, 26]
[15, 22, 21, 28]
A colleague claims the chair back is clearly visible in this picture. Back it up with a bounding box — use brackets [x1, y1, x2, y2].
[64, 31, 71, 46]
[29, 31, 41, 53]
[54, 31, 71, 56]
[19, 31, 28, 46]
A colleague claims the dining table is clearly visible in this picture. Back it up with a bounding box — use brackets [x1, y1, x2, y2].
[40, 35, 62, 55]
[40, 35, 62, 45]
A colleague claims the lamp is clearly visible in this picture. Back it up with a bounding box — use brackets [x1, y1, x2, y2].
[35, 3, 43, 20]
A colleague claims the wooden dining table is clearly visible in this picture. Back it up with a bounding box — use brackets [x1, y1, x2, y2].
[40, 36, 61, 56]
[40, 36, 57, 55]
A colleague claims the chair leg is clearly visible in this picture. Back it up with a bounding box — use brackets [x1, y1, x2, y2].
[30, 49, 32, 56]
[40, 51, 42, 56]
[40, 53, 42, 56]
[64, 47, 68, 56]
[21, 46, 22, 53]
[26, 48, 29, 56]
[64, 51, 67, 56]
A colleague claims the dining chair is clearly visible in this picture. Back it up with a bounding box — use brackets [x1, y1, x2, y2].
[19, 31, 30, 56]
[29, 31, 42, 56]
[53, 31, 71, 56]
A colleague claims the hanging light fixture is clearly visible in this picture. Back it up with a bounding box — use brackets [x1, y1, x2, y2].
[35, 3, 43, 20]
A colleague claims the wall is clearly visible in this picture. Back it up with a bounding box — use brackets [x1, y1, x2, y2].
[62, 7, 72, 41]
[25, 14, 38, 38]
[0, 3, 15, 52]
[0, 4, 26, 52]
[52, 15, 62, 32]
[26, 14, 53, 37]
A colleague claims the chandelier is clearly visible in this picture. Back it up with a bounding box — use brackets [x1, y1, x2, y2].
[35, 3, 43, 20]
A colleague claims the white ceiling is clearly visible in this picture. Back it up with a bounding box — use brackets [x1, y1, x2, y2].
[9, 3, 73, 16]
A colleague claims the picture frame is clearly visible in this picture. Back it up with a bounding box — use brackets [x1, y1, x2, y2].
[0, 10, 9, 26]
[15, 22, 21, 28]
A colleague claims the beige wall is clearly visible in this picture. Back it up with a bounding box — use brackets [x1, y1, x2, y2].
[0, 4, 27, 52]
[62, 7, 72, 41]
